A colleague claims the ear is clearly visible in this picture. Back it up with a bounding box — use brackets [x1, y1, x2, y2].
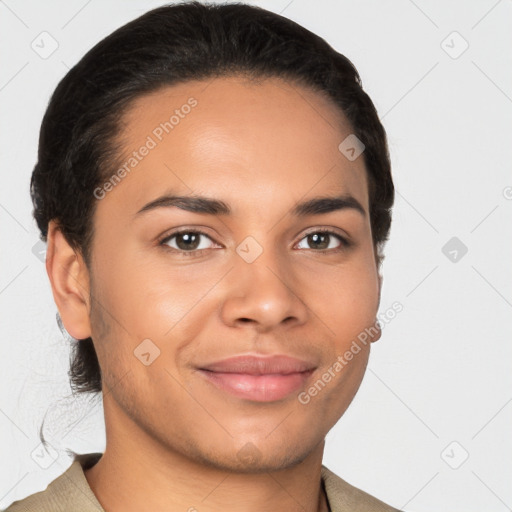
[371, 272, 383, 343]
[377, 271, 383, 310]
[45, 220, 92, 340]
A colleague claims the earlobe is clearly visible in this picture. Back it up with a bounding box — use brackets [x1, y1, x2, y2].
[45, 220, 92, 340]
[370, 319, 382, 343]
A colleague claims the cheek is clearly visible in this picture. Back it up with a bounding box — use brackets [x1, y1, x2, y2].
[311, 262, 379, 342]
[90, 246, 189, 332]
[126, 261, 219, 335]
[90, 254, 220, 376]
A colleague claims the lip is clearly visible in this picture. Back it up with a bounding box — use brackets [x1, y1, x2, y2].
[197, 354, 316, 402]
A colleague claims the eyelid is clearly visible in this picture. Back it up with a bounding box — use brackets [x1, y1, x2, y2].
[298, 226, 350, 243]
[157, 227, 220, 250]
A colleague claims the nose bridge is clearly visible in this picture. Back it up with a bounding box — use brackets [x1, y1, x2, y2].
[220, 233, 308, 330]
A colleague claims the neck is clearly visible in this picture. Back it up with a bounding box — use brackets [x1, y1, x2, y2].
[84, 399, 329, 512]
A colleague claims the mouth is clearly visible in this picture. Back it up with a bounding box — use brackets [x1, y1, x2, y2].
[196, 354, 316, 402]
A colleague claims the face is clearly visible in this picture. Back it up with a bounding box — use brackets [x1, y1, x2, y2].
[69, 76, 381, 472]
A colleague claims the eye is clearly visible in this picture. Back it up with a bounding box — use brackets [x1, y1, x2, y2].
[158, 229, 218, 256]
[295, 229, 351, 252]
[158, 227, 351, 257]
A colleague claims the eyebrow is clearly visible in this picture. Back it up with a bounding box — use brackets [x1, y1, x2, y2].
[134, 193, 366, 218]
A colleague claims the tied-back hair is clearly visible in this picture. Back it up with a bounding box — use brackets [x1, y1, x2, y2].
[31, 1, 394, 398]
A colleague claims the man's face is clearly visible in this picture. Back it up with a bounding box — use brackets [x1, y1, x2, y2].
[85, 76, 381, 472]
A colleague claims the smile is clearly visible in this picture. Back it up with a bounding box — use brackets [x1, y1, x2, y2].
[197, 369, 315, 402]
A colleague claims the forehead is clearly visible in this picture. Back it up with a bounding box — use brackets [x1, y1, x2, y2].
[103, 76, 369, 216]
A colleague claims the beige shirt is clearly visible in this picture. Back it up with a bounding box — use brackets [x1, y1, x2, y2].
[3, 453, 401, 512]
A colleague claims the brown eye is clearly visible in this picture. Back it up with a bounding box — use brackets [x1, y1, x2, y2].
[159, 230, 217, 255]
[306, 232, 330, 250]
[174, 232, 201, 250]
[296, 230, 349, 252]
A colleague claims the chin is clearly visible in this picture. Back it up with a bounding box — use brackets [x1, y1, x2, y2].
[183, 435, 321, 474]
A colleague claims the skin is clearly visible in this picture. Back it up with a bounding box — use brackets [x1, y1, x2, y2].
[46, 75, 382, 512]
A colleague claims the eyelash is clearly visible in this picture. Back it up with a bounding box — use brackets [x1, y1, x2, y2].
[157, 228, 351, 258]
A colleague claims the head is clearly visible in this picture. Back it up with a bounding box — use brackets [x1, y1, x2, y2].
[34, 1, 394, 470]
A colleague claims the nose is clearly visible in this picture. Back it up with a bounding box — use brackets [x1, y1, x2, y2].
[220, 247, 309, 333]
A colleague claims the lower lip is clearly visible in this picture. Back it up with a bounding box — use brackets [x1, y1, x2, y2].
[198, 370, 314, 402]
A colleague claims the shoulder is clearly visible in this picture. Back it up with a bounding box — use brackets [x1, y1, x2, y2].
[3, 453, 104, 512]
[321, 465, 402, 512]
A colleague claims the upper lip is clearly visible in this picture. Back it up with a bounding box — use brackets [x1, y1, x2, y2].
[198, 354, 317, 375]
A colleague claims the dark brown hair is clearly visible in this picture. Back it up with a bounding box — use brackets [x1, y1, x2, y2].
[31, 1, 394, 397]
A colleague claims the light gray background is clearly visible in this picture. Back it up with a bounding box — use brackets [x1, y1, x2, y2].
[1, 1, 511, 510]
